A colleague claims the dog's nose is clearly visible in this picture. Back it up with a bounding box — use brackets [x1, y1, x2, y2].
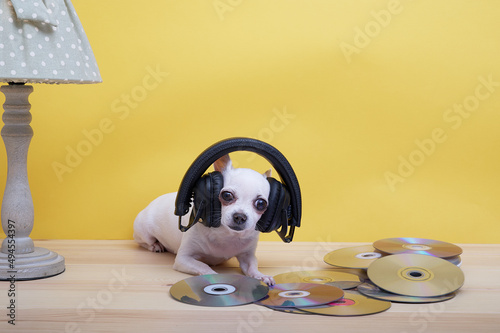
[233, 213, 247, 225]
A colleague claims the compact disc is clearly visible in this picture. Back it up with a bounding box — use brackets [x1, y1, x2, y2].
[446, 256, 462, 266]
[261, 304, 311, 315]
[257, 283, 344, 308]
[170, 274, 269, 306]
[300, 290, 391, 316]
[324, 245, 387, 269]
[273, 270, 362, 289]
[367, 254, 465, 297]
[373, 237, 462, 258]
[357, 281, 456, 303]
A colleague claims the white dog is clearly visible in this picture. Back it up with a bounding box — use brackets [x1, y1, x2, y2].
[133, 155, 275, 285]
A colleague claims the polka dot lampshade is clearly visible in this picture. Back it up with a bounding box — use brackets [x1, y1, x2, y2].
[0, 0, 101, 84]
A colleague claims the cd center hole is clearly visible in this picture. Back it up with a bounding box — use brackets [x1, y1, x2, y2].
[409, 271, 423, 278]
[213, 287, 227, 292]
[288, 292, 302, 296]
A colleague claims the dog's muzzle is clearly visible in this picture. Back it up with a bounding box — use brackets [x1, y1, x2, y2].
[232, 213, 247, 225]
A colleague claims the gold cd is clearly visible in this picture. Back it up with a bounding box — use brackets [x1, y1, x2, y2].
[357, 281, 456, 303]
[257, 283, 344, 308]
[373, 237, 462, 258]
[300, 290, 391, 316]
[170, 274, 269, 306]
[273, 270, 362, 290]
[367, 253, 465, 297]
[324, 245, 387, 269]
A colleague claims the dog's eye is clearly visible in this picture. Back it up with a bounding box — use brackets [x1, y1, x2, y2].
[254, 198, 268, 212]
[220, 191, 234, 203]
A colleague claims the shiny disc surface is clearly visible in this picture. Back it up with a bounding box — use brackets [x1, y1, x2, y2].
[367, 254, 465, 297]
[357, 281, 456, 303]
[170, 274, 269, 306]
[301, 290, 391, 316]
[373, 237, 462, 258]
[446, 256, 462, 266]
[274, 270, 362, 289]
[257, 283, 344, 308]
[324, 245, 387, 269]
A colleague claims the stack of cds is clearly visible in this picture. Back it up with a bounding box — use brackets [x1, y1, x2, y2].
[324, 237, 464, 304]
[169, 237, 464, 317]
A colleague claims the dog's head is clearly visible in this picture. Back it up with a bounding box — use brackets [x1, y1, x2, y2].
[214, 155, 271, 232]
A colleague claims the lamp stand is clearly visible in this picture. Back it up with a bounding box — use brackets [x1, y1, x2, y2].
[0, 84, 65, 280]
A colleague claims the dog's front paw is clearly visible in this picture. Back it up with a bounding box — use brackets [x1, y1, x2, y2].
[257, 275, 275, 286]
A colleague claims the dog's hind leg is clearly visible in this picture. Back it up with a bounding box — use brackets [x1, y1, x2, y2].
[133, 230, 167, 253]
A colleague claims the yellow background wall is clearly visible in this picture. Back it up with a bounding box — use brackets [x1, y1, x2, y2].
[1, 0, 499, 244]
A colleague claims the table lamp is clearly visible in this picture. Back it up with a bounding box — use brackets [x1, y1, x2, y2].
[0, 0, 101, 280]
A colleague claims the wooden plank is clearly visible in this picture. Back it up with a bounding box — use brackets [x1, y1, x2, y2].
[0, 240, 498, 332]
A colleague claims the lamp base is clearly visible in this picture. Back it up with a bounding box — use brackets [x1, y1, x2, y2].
[0, 247, 65, 280]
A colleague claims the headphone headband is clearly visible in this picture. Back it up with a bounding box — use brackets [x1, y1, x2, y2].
[174, 137, 301, 242]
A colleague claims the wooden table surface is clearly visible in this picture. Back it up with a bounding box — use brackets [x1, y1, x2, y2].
[0, 240, 498, 333]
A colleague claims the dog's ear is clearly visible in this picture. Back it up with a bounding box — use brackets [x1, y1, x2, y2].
[214, 154, 232, 173]
[263, 169, 272, 178]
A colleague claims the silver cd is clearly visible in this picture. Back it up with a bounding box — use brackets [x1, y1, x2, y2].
[261, 304, 311, 314]
[170, 274, 269, 306]
[446, 256, 462, 266]
[357, 281, 456, 303]
[257, 283, 344, 308]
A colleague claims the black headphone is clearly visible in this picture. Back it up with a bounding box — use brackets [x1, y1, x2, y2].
[174, 137, 301, 243]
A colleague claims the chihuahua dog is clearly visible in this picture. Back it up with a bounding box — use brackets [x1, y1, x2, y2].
[133, 155, 275, 285]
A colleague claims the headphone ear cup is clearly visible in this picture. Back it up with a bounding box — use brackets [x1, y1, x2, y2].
[257, 178, 290, 233]
[192, 171, 224, 228]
